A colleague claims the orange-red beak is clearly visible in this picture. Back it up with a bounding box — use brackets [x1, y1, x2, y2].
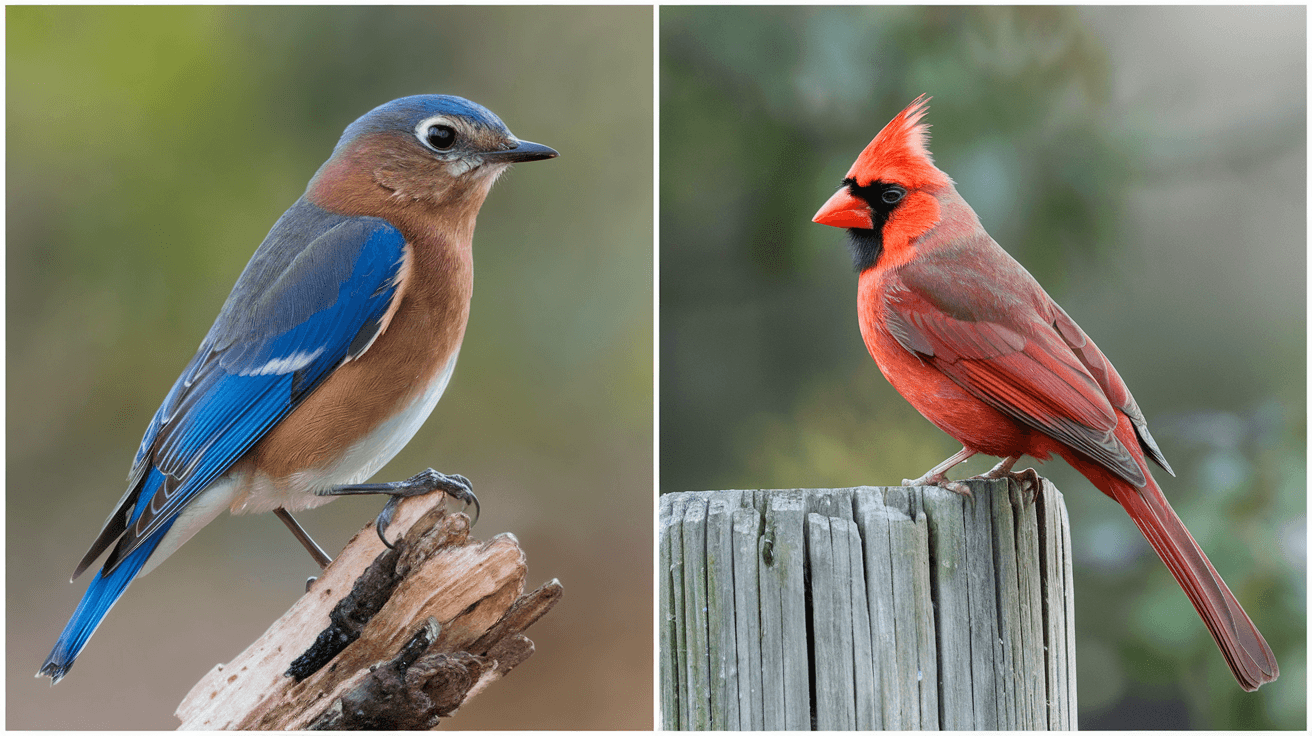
[813, 187, 873, 229]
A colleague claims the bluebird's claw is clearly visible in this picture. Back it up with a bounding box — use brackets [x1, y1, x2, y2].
[376, 496, 402, 549]
[320, 469, 479, 548]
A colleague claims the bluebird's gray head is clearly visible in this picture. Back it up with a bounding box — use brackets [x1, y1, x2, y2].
[311, 94, 557, 212]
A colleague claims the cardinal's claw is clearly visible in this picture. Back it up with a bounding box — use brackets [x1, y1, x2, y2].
[902, 472, 948, 488]
[902, 473, 975, 498]
[973, 457, 1042, 506]
[942, 480, 974, 498]
[1005, 467, 1042, 506]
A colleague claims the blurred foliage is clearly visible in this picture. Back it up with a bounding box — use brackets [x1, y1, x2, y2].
[8, 6, 652, 730]
[661, 6, 1303, 729]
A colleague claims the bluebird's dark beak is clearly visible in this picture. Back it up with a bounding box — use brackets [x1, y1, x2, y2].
[484, 139, 558, 163]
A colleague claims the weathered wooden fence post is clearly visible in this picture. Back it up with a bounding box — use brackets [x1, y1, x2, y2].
[659, 479, 1077, 730]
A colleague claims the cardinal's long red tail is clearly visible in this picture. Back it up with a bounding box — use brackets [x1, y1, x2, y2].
[1099, 472, 1278, 690]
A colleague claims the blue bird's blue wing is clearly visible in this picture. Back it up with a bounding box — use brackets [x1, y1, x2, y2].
[73, 199, 409, 579]
[44, 200, 408, 681]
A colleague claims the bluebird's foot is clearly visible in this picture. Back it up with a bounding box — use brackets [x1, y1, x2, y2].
[320, 469, 479, 549]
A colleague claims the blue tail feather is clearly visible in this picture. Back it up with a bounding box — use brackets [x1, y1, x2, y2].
[39, 472, 176, 683]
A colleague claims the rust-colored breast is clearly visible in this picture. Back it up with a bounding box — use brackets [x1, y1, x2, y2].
[227, 231, 471, 512]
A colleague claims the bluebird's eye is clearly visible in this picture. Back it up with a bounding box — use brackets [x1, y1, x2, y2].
[426, 125, 456, 150]
[882, 186, 906, 205]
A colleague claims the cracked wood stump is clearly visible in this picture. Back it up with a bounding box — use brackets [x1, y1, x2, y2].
[659, 480, 1077, 730]
[175, 492, 562, 730]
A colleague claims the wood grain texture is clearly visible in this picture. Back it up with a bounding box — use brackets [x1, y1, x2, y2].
[730, 508, 764, 730]
[658, 492, 685, 730]
[175, 493, 560, 729]
[706, 496, 739, 730]
[659, 479, 1076, 730]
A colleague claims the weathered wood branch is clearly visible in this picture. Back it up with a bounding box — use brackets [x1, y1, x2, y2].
[660, 479, 1077, 731]
[176, 493, 562, 730]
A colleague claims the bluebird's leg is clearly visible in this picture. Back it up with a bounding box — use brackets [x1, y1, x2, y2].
[275, 508, 333, 570]
[318, 469, 478, 548]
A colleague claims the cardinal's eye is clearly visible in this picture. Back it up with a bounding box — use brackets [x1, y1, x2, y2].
[882, 186, 906, 204]
[425, 125, 456, 150]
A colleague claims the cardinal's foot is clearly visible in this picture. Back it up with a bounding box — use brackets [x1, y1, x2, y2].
[973, 457, 1041, 506]
[999, 467, 1042, 506]
[320, 469, 480, 548]
[902, 472, 974, 498]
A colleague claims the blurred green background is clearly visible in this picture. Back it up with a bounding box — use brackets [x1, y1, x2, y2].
[661, 6, 1303, 730]
[8, 6, 652, 730]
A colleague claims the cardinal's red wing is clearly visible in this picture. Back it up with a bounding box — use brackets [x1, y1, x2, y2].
[883, 278, 1146, 487]
[1048, 300, 1174, 476]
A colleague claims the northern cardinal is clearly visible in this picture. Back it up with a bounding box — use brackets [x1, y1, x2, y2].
[812, 95, 1277, 691]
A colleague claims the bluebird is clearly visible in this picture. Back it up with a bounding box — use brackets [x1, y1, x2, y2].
[38, 95, 557, 683]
